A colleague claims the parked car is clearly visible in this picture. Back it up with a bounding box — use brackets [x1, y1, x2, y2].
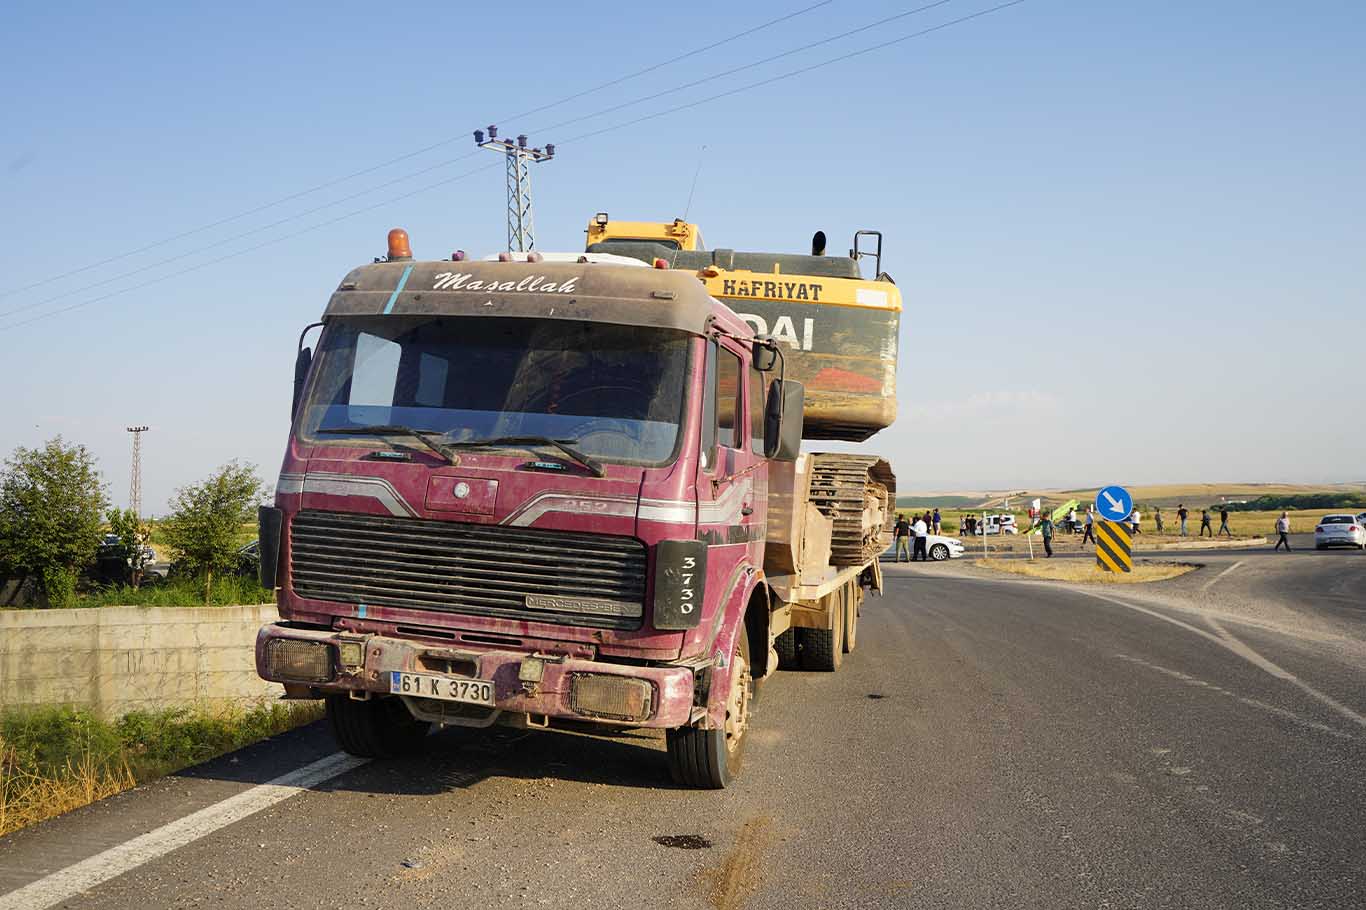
[973, 514, 1018, 535]
[927, 535, 966, 561]
[1314, 514, 1366, 550]
[237, 540, 261, 576]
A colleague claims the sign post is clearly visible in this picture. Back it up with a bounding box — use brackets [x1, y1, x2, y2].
[1094, 485, 1134, 573]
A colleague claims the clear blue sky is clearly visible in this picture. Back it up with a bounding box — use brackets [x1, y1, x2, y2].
[2, 0, 1363, 512]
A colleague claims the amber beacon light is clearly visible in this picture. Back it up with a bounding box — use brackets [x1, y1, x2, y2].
[387, 228, 413, 261]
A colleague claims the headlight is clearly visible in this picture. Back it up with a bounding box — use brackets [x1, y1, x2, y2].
[264, 639, 334, 683]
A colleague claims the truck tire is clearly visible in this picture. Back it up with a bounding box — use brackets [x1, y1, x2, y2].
[666, 632, 752, 789]
[799, 596, 844, 671]
[774, 628, 798, 669]
[325, 694, 430, 758]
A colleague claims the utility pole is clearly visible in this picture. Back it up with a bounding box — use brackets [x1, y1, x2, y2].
[474, 125, 555, 252]
[126, 426, 149, 519]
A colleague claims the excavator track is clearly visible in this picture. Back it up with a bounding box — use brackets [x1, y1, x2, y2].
[808, 454, 896, 566]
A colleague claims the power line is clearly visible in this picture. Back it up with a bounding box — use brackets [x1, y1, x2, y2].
[0, 0, 945, 323]
[532, 0, 960, 134]
[558, 0, 1028, 146]
[0, 0, 1028, 334]
[0, 1, 834, 303]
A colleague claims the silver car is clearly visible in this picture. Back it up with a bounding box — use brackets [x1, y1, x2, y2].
[1314, 514, 1366, 550]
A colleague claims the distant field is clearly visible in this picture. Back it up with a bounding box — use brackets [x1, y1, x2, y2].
[899, 483, 1366, 513]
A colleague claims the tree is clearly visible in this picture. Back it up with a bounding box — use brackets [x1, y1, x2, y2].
[106, 507, 150, 588]
[161, 461, 265, 603]
[0, 437, 109, 606]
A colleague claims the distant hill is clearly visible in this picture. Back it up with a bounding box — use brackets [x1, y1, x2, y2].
[895, 495, 981, 509]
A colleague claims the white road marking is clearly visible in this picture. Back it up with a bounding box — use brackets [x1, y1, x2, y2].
[1085, 591, 1366, 730]
[1201, 559, 1245, 592]
[1115, 653, 1357, 741]
[0, 752, 369, 910]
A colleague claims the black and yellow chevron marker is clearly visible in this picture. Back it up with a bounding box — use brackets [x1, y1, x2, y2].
[1095, 520, 1133, 573]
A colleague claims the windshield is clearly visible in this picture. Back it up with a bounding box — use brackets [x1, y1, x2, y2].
[298, 317, 693, 466]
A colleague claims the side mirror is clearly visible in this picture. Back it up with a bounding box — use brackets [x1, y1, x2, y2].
[764, 379, 804, 461]
[752, 336, 779, 372]
[292, 346, 312, 419]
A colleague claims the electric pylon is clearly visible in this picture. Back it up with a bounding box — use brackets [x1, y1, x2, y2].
[126, 426, 149, 519]
[474, 126, 555, 252]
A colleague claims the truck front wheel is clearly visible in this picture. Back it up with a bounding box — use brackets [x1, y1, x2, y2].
[325, 694, 430, 758]
[666, 632, 752, 789]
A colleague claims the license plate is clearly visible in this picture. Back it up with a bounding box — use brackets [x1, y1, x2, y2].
[389, 671, 494, 706]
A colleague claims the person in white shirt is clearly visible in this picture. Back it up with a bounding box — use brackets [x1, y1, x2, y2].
[1274, 512, 1291, 551]
[912, 516, 929, 561]
[1130, 508, 1141, 534]
[1081, 507, 1095, 545]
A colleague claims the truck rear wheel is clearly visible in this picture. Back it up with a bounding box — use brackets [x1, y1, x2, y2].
[325, 694, 430, 758]
[666, 632, 752, 789]
[799, 595, 845, 671]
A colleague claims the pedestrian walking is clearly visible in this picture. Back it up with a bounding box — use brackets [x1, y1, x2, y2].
[1040, 513, 1055, 558]
[894, 513, 911, 562]
[932, 508, 941, 535]
[912, 514, 929, 561]
[1200, 509, 1213, 537]
[1154, 507, 1164, 533]
[1177, 503, 1189, 537]
[1081, 507, 1095, 545]
[1217, 507, 1232, 537]
[1066, 506, 1077, 534]
[1273, 512, 1292, 551]
[1130, 508, 1142, 534]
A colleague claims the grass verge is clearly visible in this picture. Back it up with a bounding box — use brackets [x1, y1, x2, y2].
[0, 701, 323, 836]
[72, 575, 272, 609]
[974, 558, 1197, 584]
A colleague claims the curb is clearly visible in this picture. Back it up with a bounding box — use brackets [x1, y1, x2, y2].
[1141, 537, 1268, 552]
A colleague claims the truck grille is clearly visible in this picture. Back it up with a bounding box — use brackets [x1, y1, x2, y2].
[289, 510, 648, 630]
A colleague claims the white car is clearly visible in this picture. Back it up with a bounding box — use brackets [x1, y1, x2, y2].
[1314, 514, 1365, 550]
[927, 535, 966, 560]
[973, 514, 1018, 536]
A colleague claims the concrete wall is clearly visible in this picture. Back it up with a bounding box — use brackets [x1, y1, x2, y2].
[0, 605, 282, 719]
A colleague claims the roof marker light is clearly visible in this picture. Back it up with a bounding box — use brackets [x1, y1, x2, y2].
[526, 251, 544, 263]
[498, 252, 513, 262]
[451, 250, 466, 261]
[653, 258, 669, 269]
[387, 228, 412, 261]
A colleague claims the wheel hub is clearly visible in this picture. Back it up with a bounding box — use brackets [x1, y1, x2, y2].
[723, 650, 751, 753]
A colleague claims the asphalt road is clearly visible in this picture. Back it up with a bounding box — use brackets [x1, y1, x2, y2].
[2, 554, 1364, 909]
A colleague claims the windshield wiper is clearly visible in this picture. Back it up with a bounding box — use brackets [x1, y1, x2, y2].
[444, 435, 605, 478]
[318, 425, 456, 465]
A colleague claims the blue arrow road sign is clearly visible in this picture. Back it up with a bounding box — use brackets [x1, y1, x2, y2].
[1096, 485, 1133, 522]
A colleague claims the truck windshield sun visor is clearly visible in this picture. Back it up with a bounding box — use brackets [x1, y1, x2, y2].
[297, 317, 692, 468]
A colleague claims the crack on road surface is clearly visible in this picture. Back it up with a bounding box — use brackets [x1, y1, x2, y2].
[866, 693, 888, 700]
[700, 816, 771, 910]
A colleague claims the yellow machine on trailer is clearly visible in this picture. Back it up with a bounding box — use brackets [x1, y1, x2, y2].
[586, 215, 902, 665]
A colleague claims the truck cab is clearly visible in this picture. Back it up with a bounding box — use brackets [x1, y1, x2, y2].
[256, 235, 801, 787]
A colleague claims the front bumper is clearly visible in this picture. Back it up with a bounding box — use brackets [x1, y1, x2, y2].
[256, 624, 695, 728]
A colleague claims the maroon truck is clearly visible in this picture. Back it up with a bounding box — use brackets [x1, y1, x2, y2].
[256, 230, 899, 788]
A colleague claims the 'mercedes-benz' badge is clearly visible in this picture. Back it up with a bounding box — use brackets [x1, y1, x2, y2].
[453, 482, 470, 499]
[525, 594, 642, 619]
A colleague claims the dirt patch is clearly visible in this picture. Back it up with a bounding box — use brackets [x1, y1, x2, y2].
[700, 816, 771, 910]
[975, 559, 1197, 584]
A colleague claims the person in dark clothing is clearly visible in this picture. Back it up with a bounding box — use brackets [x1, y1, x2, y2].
[1200, 509, 1213, 537]
[1217, 507, 1232, 537]
[1040, 514, 1055, 558]
[1178, 503, 1189, 536]
[894, 514, 911, 562]
[932, 508, 941, 534]
[1081, 508, 1095, 545]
